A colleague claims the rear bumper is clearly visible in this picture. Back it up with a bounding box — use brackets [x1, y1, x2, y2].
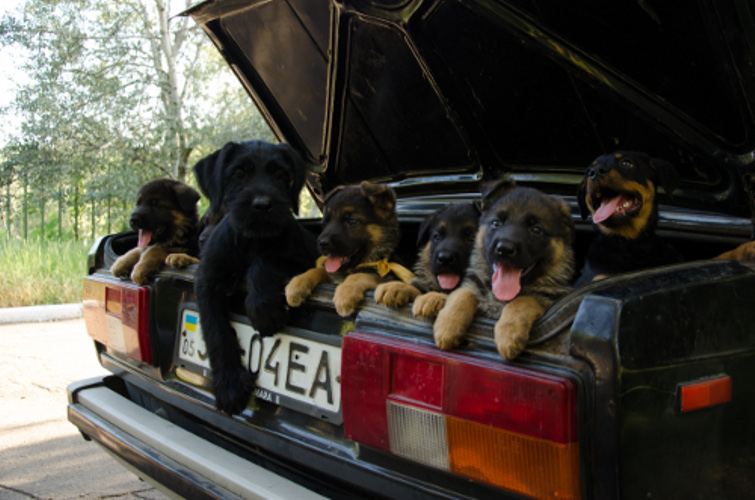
[66, 376, 325, 500]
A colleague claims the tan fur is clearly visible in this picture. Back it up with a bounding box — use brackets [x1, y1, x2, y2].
[334, 273, 382, 317]
[165, 253, 200, 268]
[433, 287, 478, 350]
[374, 281, 421, 308]
[285, 267, 330, 307]
[130, 246, 171, 285]
[412, 291, 448, 318]
[714, 241, 755, 262]
[494, 295, 547, 360]
[111, 248, 142, 279]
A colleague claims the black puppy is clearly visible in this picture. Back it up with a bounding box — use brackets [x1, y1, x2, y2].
[194, 140, 318, 415]
[575, 151, 682, 286]
[375, 202, 480, 317]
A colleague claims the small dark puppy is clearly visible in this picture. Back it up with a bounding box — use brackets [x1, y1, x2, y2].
[375, 202, 480, 318]
[574, 151, 683, 286]
[434, 179, 575, 360]
[110, 178, 200, 285]
[575, 151, 755, 286]
[286, 181, 413, 317]
[194, 140, 318, 415]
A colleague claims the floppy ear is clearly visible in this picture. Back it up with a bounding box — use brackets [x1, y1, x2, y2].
[416, 209, 440, 247]
[577, 177, 590, 219]
[172, 182, 201, 214]
[360, 181, 396, 220]
[649, 157, 680, 196]
[275, 142, 308, 215]
[192, 142, 242, 216]
[479, 177, 516, 212]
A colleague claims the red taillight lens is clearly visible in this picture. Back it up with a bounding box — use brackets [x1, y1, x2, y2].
[82, 275, 152, 364]
[678, 375, 732, 413]
[342, 331, 580, 499]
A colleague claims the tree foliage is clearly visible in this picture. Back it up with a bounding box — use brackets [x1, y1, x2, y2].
[0, 0, 274, 240]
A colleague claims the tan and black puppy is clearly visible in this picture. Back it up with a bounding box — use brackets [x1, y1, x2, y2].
[375, 202, 480, 318]
[574, 151, 683, 286]
[286, 181, 414, 317]
[434, 178, 575, 361]
[110, 178, 200, 285]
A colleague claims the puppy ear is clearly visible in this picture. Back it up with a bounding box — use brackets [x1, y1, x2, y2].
[360, 181, 396, 220]
[323, 185, 346, 207]
[479, 177, 516, 212]
[192, 142, 242, 215]
[649, 157, 680, 196]
[577, 177, 590, 220]
[172, 182, 201, 214]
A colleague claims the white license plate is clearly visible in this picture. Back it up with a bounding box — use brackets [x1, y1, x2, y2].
[176, 309, 342, 423]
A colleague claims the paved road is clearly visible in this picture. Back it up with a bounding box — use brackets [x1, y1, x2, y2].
[0, 318, 168, 500]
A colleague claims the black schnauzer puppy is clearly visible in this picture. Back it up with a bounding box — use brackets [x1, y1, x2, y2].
[194, 140, 318, 415]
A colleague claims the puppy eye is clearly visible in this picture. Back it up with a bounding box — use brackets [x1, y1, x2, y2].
[233, 169, 245, 180]
[621, 159, 634, 168]
[432, 232, 442, 243]
[150, 199, 161, 208]
[274, 169, 290, 184]
[491, 218, 501, 228]
[347, 218, 360, 227]
[531, 225, 543, 235]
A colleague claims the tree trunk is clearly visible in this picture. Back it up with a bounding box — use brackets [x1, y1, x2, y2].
[23, 173, 28, 240]
[58, 188, 63, 239]
[73, 184, 79, 241]
[39, 196, 45, 240]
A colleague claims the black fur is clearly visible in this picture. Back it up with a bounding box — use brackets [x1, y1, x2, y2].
[575, 151, 683, 286]
[194, 140, 317, 415]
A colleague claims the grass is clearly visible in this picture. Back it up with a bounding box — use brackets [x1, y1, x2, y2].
[0, 238, 91, 308]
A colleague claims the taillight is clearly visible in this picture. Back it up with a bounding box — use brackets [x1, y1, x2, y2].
[342, 331, 580, 499]
[82, 275, 152, 364]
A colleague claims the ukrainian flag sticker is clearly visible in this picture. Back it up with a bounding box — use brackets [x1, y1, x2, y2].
[184, 313, 198, 333]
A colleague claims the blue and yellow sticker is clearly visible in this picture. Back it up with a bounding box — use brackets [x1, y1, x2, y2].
[184, 313, 198, 333]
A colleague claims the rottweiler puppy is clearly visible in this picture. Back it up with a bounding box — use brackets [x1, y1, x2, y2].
[575, 151, 755, 286]
[374, 202, 481, 318]
[434, 178, 575, 361]
[110, 178, 200, 285]
[574, 151, 683, 286]
[285, 181, 414, 317]
[194, 140, 318, 415]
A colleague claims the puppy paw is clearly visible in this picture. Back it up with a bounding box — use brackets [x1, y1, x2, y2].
[212, 365, 255, 415]
[433, 288, 477, 350]
[130, 264, 151, 285]
[165, 253, 199, 268]
[285, 268, 327, 307]
[110, 257, 131, 278]
[375, 282, 420, 308]
[493, 317, 529, 360]
[412, 291, 447, 318]
[334, 284, 365, 317]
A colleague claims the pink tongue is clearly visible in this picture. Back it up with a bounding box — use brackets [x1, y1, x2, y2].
[592, 194, 625, 224]
[324, 256, 345, 273]
[437, 273, 461, 291]
[492, 263, 522, 301]
[137, 230, 152, 248]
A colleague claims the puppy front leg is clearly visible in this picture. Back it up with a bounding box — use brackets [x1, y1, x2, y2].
[374, 281, 421, 309]
[715, 240, 755, 262]
[433, 287, 477, 350]
[413, 291, 448, 318]
[245, 263, 289, 337]
[334, 272, 381, 317]
[110, 247, 142, 278]
[494, 296, 546, 360]
[165, 252, 200, 268]
[131, 246, 170, 285]
[286, 267, 330, 307]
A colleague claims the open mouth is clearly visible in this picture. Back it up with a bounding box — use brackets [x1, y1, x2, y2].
[137, 227, 164, 248]
[591, 188, 642, 224]
[435, 273, 461, 291]
[490, 262, 535, 301]
[323, 254, 351, 273]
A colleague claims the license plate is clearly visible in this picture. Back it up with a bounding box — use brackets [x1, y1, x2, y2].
[176, 309, 342, 423]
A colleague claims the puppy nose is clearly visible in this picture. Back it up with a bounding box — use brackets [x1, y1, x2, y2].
[252, 195, 272, 212]
[588, 165, 608, 179]
[129, 214, 141, 229]
[495, 241, 517, 258]
[318, 238, 331, 252]
[435, 251, 456, 265]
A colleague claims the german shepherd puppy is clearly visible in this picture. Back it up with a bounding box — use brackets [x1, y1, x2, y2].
[375, 202, 480, 318]
[194, 140, 318, 415]
[285, 181, 413, 317]
[110, 178, 200, 285]
[434, 179, 575, 360]
[575, 151, 755, 286]
[574, 151, 683, 286]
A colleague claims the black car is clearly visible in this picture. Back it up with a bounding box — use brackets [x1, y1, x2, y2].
[68, 0, 755, 498]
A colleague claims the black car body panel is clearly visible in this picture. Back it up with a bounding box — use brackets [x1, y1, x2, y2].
[68, 0, 755, 498]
